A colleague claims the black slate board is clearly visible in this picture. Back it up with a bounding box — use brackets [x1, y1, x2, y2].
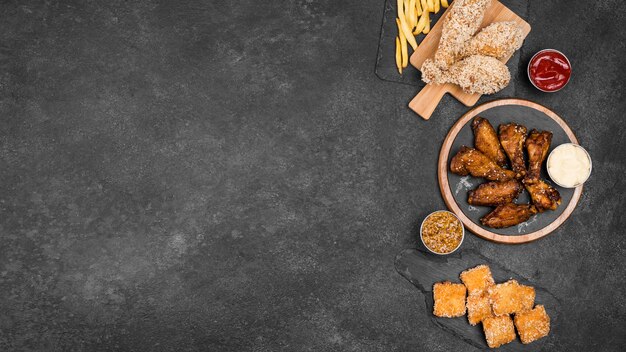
[395, 248, 561, 350]
[447, 104, 575, 236]
[374, 0, 444, 86]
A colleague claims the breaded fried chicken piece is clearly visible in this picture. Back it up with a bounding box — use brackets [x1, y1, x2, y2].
[435, 0, 492, 69]
[460, 22, 524, 61]
[420, 59, 445, 84]
[422, 55, 510, 95]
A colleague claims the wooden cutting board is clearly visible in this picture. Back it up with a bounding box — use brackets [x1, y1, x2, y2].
[408, 0, 531, 120]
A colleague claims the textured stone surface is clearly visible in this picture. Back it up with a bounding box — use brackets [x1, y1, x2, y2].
[0, 0, 624, 351]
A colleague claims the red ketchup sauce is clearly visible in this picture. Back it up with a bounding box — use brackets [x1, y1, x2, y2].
[528, 50, 571, 92]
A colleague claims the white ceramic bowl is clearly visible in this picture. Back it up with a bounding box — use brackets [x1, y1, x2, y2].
[547, 143, 592, 188]
[420, 210, 465, 255]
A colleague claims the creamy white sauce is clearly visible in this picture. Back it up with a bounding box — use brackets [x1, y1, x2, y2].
[547, 144, 591, 187]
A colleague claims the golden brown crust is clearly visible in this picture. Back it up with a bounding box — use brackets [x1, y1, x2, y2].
[514, 305, 551, 344]
[460, 21, 524, 61]
[420, 59, 445, 85]
[450, 56, 511, 94]
[482, 315, 516, 348]
[466, 293, 493, 325]
[422, 55, 511, 95]
[460, 264, 495, 295]
[435, 0, 492, 69]
[433, 281, 467, 318]
[488, 279, 535, 316]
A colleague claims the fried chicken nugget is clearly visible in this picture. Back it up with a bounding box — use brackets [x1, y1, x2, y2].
[467, 293, 493, 326]
[433, 281, 467, 318]
[460, 21, 524, 61]
[422, 55, 510, 95]
[488, 279, 535, 316]
[460, 264, 495, 295]
[434, 0, 492, 69]
[483, 315, 516, 348]
[514, 305, 551, 344]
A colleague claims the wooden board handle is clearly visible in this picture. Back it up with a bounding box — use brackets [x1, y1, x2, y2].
[408, 84, 446, 120]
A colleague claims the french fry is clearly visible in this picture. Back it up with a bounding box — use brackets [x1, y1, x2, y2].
[416, 0, 423, 16]
[423, 11, 431, 34]
[441, 0, 449, 8]
[434, 0, 440, 13]
[427, 0, 435, 12]
[420, 0, 428, 14]
[408, 0, 416, 28]
[396, 18, 409, 68]
[402, 42, 408, 69]
[396, 0, 416, 49]
[397, 10, 418, 49]
[395, 37, 402, 74]
[414, 12, 428, 34]
[409, 0, 417, 29]
[402, 0, 411, 26]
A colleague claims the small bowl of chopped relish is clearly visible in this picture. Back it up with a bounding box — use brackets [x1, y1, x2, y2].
[420, 210, 465, 255]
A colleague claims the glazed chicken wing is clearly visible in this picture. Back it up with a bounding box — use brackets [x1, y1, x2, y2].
[460, 22, 524, 61]
[468, 180, 523, 206]
[499, 123, 528, 179]
[450, 146, 516, 181]
[480, 203, 538, 229]
[472, 117, 508, 167]
[421, 55, 510, 95]
[434, 0, 492, 69]
[523, 130, 560, 211]
[525, 129, 553, 181]
[524, 179, 561, 212]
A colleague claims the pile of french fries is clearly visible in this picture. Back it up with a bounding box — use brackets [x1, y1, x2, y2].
[395, 0, 449, 74]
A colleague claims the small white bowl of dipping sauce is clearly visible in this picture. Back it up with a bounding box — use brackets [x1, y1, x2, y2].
[547, 143, 592, 188]
[420, 210, 465, 255]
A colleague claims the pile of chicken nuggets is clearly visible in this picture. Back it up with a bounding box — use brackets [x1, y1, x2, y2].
[433, 264, 550, 348]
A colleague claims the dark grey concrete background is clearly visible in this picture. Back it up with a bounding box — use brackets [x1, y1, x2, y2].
[1, 0, 624, 351]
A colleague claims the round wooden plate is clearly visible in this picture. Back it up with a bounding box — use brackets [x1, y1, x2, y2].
[438, 99, 583, 244]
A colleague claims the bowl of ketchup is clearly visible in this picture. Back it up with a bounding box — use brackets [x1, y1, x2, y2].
[528, 49, 572, 92]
